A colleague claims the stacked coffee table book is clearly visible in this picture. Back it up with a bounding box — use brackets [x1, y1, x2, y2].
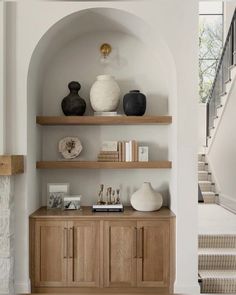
[97, 140, 142, 162]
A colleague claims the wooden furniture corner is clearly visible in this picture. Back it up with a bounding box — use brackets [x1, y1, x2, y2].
[0, 155, 24, 176]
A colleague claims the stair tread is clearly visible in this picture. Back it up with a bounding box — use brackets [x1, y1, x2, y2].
[199, 180, 214, 184]
[199, 248, 236, 255]
[201, 192, 217, 195]
[199, 269, 236, 279]
[198, 171, 209, 174]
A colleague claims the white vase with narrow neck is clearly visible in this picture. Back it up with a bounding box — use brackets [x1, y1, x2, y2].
[130, 182, 163, 212]
[90, 75, 121, 112]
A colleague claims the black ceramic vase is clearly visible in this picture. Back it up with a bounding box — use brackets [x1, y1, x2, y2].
[123, 90, 146, 116]
[61, 81, 86, 116]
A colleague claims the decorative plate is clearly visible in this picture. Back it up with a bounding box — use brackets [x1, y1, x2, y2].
[58, 137, 82, 159]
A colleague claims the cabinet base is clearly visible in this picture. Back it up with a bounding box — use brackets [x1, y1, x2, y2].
[32, 286, 172, 293]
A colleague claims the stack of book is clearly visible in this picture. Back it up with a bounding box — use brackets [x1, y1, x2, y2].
[97, 151, 119, 162]
[97, 141, 139, 162]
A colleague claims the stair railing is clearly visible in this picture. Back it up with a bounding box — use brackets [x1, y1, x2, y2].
[206, 8, 236, 146]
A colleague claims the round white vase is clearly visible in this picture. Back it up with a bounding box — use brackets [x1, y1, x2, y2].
[90, 75, 121, 112]
[130, 182, 163, 212]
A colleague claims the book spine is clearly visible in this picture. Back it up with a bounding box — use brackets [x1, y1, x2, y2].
[98, 159, 119, 162]
[118, 141, 122, 162]
[135, 141, 138, 161]
[99, 151, 119, 155]
[132, 140, 135, 162]
[129, 141, 132, 162]
[122, 141, 125, 162]
[98, 155, 119, 159]
[125, 142, 129, 162]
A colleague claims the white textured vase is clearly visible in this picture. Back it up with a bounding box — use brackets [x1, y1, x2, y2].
[90, 75, 121, 112]
[130, 182, 163, 212]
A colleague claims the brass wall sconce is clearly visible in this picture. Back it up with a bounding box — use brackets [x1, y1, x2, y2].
[100, 43, 112, 64]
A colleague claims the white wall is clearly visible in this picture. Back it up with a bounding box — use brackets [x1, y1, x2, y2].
[198, 103, 207, 151]
[41, 31, 170, 206]
[5, 1, 199, 294]
[224, 0, 236, 40]
[207, 80, 236, 212]
[0, 1, 6, 154]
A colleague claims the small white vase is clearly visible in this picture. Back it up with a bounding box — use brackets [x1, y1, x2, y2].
[130, 182, 163, 212]
[90, 75, 121, 112]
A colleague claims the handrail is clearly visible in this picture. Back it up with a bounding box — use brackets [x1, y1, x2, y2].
[206, 8, 236, 146]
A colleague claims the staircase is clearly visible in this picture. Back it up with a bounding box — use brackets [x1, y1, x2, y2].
[198, 154, 218, 204]
[199, 234, 236, 293]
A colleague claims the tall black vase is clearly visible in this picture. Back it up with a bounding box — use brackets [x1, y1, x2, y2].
[61, 81, 86, 116]
[123, 90, 146, 116]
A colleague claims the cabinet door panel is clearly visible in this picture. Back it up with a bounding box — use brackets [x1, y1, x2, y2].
[104, 221, 137, 287]
[35, 220, 68, 287]
[68, 221, 100, 287]
[137, 220, 170, 287]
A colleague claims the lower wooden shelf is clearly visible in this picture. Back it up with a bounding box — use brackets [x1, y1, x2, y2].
[36, 161, 172, 169]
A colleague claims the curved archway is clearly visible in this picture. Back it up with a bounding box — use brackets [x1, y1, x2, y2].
[25, 5, 178, 291]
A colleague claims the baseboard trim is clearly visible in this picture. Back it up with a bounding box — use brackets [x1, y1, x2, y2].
[15, 279, 31, 294]
[174, 282, 200, 294]
[219, 194, 236, 214]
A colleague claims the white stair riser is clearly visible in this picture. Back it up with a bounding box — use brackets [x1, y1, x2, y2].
[198, 162, 208, 171]
[201, 278, 236, 294]
[199, 235, 236, 248]
[199, 182, 215, 192]
[198, 172, 211, 181]
[203, 195, 216, 204]
[198, 154, 205, 161]
[199, 255, 236, 270]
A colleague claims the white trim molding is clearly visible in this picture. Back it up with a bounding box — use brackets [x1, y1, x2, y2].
[174, 282, 200, 294]
[15, 279, 31, 294]
[219, 194, 236, 214]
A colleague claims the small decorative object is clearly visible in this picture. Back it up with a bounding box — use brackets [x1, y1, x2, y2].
[130, 182, 163, 212]
[100, 43, 112, 64]
[47, 183, 70, 209]
[63, 195, 81, 210]
[138, 146, 149, 162]
[93, 185, 123, 212]
[61, 81, 86, 116]
[90, 75, 121, 112]
[123, 90, 146, 116]
[58, 137, 82, 159]
[97, 184, 106, 205]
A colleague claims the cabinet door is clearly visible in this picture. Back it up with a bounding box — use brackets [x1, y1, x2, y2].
[104, 221, 137, 287]
[137, 220, 170, 287]
[68, 221, 100, 287]
[34, 220, 68, 287]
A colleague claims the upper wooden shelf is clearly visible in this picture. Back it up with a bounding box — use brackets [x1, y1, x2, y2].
[36, 161, 172, 169]
[0, 155, 24, 176]
[36, 115, 172, 126]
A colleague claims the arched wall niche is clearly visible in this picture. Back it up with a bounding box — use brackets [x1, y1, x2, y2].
[27, 6, 177, 210]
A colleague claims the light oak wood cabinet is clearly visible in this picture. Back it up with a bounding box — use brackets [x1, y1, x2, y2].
[30, 207, 175, 293]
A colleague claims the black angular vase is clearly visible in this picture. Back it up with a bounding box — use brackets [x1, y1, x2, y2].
[61, 81, 86, 116]
[123, 90, 146, 116]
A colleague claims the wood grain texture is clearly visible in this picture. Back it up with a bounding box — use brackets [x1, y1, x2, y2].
[30, 287, 172, 293]
[34, 220, 68, 287]
[36, 115, 172, 126]
[0, 155, 24, 175]
[30, 208, 175, 293]
[137, 221, 170, 287]
[68, 221, 100, 287]
[103, 221, 137, 287]
[30, 207, 175, 220]
[36, 161, 172, 169]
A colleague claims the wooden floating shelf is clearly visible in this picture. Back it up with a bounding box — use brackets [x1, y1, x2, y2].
[36, 115, 172, 126]
[36, 161, 172, 169]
